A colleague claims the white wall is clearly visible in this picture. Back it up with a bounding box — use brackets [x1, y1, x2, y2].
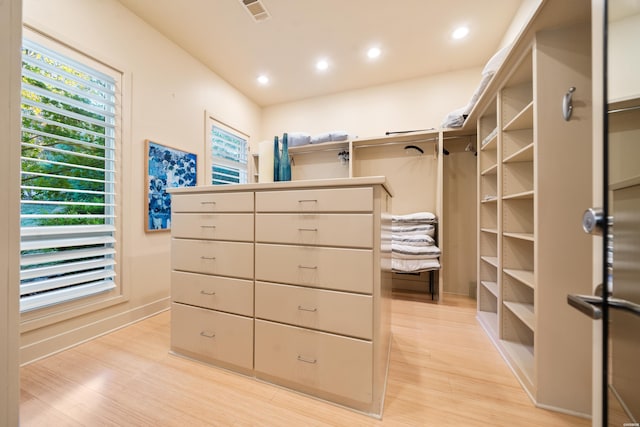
[20, 0, 261, 363]
[0, 0, 22, 422]
[260, 67, 483, 144]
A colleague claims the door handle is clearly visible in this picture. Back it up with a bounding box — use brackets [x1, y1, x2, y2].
[567, 294, 603, 319]
[609, 297, 640, 316]
[568, 293, 640, 319]
[582, 208, 605, 235]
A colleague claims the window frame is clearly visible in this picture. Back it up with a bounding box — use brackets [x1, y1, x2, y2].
[19, 26, 128, 332]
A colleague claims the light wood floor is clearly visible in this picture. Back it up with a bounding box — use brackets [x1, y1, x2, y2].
[20, 292, 590, 426]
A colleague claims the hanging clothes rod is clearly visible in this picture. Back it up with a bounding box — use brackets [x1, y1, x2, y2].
[353, 134, 472, 149]
[353, 139, 437, 149]
[289, 134, 475, 154]
[608, 103, 640, 114]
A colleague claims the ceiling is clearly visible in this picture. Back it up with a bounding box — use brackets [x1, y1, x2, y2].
[116, 0, 524, 107]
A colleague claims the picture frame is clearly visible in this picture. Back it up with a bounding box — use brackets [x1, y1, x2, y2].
[145, 140, 197, 232]
[205, 112, 250, 185]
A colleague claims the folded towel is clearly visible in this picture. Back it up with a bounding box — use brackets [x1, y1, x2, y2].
[392, 244, 441, 258]
[391, 234, 435, 246]
[392, 258, 440, 272]
[311, 133, 331, 144]
[391, 224, 435, 237]
[392, 212, 437, 222]
[441, 106, 467, 129]
[288, 132, 311, 147]
[482, 44, 511, 77]
[330, 131, 349, 141]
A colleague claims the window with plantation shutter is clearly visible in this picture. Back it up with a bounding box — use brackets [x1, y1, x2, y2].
[20, 35, 120, 313]
[209, 122, 248, 185]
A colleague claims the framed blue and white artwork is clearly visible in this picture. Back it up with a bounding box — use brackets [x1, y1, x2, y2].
[145, 140, 197, 232]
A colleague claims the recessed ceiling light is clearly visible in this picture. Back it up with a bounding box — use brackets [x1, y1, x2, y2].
[367, 47, 381, 59]
[257, 75, 269, 85]
[316, 59, 329, 71]
[452, 26, 470, 40]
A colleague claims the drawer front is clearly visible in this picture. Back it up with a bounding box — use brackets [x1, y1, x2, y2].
[255, 187, 372, 212]
[172, 239, 253, 279]
[255, 214, 372, 248]
[255, 282, 372, 340]
[255, 320, 373, 404]
[255, 244, 372, 294]
[171, 303, 253, 370]
[172, 213, 253, 241]
[172, 271, 253, 316]
[172, 192, 253, 213]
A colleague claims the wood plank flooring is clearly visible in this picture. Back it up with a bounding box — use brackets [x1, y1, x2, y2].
[20, 292, 591, 426]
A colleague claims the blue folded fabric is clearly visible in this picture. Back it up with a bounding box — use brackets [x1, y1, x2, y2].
[330, 131, 349, 141]
[288, 132, 311, 147]
[311, 133, 331, 144]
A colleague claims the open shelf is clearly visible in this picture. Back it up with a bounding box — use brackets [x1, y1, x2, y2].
[479, 203, 497, 230]
[503, 101, 534, 131]
[352, 130, 438, 148]
[288, 140, 349, 154]
[503, 190, 534, 200]
[502, 236, 533, 272]
[481, 228, 498, 234]
[481, 280, 499, 297]
[481, 163, 498, 176]
[502, 161, 533, 196]
[503, 268, 534, 289]
[504, 142, 534, 163]
[503, 128, 533, 161]
[481, 256, 499, 268]
[481, 129, 498, 150]
[503, 197, 533, 235]
[503, 301, 534, 331]
[503, 232, 534, 241]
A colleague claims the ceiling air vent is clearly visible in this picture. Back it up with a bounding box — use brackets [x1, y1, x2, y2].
[240, 0, 271, 22]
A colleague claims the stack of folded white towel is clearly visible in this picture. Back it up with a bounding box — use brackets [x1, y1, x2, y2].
[288, 131, 350, 147]
[391, 212, 441, 272]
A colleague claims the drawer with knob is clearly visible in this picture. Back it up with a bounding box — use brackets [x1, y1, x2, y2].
[255, 281, 372, 339]
[255, 243, 372, 293]
[172, 213, 253, 241]
[255, 213, 372, 248]
[255, 187, 372, 212]
[172, 192, 253, 213]
[172, 239, 254, 279]
[172, 271, 253, 316]
[171, 302, 253, 370]
[254, 319, 373, 404]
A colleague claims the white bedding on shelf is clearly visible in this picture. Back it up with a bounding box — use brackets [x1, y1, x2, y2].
[392, 244, 440, 258]
[440, 43, 512, 129]
[391, 211, 440, 273]
[391, 234, 435, 246]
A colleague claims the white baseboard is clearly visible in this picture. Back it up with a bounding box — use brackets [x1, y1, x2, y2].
[20, 297, 170, 365]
